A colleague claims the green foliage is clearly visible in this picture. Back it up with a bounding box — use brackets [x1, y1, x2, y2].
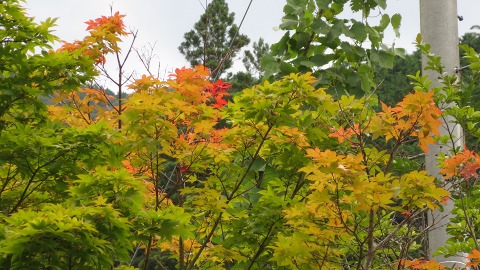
[0, 120, 123, 214]
[68, 167, 146, 217]
[375, 50, 421, 106]
[0, 201, 132, 269]
[243, 37, 270, 78]
[0, 0, 96, 131]
[374, 28, 480, 109]
[115, 266, 140, 270]
[0, 2, 145, 269]
[226, 38, 270, 96]
[426, 29, 480, 263]
[438, 183, 480, 258]
[225, 71, 257, 96]
[178, 0, 250, 78]
[263, 0, 404, 97]
[455, 28, 480, 151]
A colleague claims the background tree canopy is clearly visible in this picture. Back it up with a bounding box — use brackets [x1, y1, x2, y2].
[178, 0, 250, 78]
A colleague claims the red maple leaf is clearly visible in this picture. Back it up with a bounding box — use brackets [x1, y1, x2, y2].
[206, 80, 230, 108]
[460, 161, 480, 180]
[179, 164, 189, 173]
[212, 95, 228, 108]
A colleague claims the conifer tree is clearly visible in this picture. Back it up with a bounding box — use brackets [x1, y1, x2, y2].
[178, 0, 250, 78]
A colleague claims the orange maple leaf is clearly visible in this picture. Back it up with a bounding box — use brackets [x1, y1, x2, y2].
[85, 11, 127, 36]
[467, 249, 480, 268]
[168, 66, 212, 104]
[57, 12, 128, 64]
[440, 149, 480, 180]
[171, 65, 210, 82]
[328, 124, 359, 144]
[399, 258, 446, 270]
[375, 91, 442, 153]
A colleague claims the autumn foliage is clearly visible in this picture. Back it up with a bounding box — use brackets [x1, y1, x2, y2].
[441, 149, 480, 180]
[48, 58, 454, 268]
[4, 1, 480, 269]
[57, 11, 127, 64]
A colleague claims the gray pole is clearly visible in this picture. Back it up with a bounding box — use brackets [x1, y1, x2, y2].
[420, 0, 465, 266]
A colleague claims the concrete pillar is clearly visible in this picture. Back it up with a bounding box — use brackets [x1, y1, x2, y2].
[420, 0, 466, 267]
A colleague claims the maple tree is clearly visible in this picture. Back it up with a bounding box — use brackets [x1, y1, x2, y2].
[0, 1, 144, 269]
[5, 0, 480, 269]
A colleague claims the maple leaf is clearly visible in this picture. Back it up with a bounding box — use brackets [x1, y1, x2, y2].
[212, 95, 228, 108]
[171, 65, 210, 82]
[122, 160, 135, 173]
[206, 80, 230, 108]
[179, 164, 189, 173]
[206, 80, 231, 96]
[57, 40, 84, 53]
[467, 249, 480, 268]
[85, 12, 127, 36]
[168, 66, 212, 104]
[142, 179, 156, 196]
[57, 12, 129, 64]
[461, 161, 480, 180]
[193, 120, 217, 134]
[400, 258, 446, 270]
[328, 124, 359, 144]
[373, 91, 442, 153]
[128, 74, 163, 92]
[440, 149, 480, 180]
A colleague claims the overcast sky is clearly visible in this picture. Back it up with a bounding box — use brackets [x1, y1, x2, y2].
[24, 0, 480, 79]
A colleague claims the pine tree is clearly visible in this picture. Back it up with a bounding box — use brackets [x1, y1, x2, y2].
[243, 37, 269, 78]
[226, 38, 270, 95]
[178, 0, 250, 78]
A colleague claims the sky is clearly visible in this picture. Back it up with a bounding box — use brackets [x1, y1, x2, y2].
[24, 0, 480, 80]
